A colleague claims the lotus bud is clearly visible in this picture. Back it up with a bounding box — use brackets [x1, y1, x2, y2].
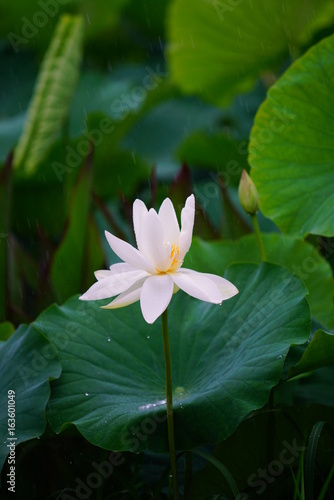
[238, 170, 260, 215]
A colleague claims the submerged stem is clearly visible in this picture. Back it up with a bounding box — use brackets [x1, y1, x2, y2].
[251, 214, 266, 261]
[161, 308, 180, 499]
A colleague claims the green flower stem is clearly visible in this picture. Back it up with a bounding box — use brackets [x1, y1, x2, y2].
[161, 308, 180, 500]
[251, 214, 266, 261]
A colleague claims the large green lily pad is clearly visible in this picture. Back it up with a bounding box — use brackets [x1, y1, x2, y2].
[250, 35, 334, 237]
[33, 263, 310, 452]
[184, 234, 334, 329]
[0, 325, 61, 471]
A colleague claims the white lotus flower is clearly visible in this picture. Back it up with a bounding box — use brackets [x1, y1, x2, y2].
[80, 195, 238, 323]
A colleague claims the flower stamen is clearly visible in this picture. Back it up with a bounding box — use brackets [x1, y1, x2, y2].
[170, 244, 179, 260]
[169, 244, 181, 272]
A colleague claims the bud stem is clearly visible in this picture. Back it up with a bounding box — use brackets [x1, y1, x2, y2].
[161, 308, 180, 499]
[251, 215, 266, 261]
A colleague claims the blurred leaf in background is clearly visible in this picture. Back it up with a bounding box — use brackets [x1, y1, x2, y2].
[13, 14, 84, 175]
[168, 0, 334, 106]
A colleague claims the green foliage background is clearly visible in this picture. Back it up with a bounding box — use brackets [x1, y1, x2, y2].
[0, 0, 334, 498]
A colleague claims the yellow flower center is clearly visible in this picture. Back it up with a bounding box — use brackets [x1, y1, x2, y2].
[170, 244, 179, 260]
[169, 244, 181, 272]
[156, 243, 181, 274]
